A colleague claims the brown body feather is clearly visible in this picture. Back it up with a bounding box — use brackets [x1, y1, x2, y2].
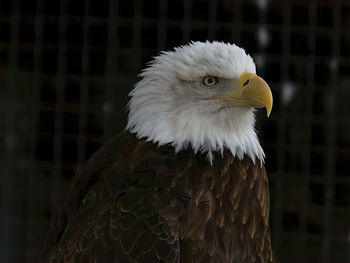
[41, 132, 274, 263]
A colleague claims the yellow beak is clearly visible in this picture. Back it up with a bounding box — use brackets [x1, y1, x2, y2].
[239, 72, 273, 117]
[210, 72, 273, 117]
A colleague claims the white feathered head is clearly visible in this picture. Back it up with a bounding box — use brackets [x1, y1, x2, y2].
[127, 41, 273, 163]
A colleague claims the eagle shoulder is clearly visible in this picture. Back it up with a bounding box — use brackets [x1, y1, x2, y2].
[41, 132, 181, 263]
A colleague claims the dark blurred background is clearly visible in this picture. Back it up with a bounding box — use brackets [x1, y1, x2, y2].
[1, 0, 350, 262]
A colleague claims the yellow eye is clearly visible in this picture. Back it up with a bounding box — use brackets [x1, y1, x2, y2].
[203, 76, 217, 87]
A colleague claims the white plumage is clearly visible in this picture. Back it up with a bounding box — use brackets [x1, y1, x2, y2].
[126, 41, 266, 163]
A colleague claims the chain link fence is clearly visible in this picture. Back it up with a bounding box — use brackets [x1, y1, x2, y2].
[0, 0, 350, 262]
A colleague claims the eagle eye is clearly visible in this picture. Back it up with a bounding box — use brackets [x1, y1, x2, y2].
[203, 76, 218, 87]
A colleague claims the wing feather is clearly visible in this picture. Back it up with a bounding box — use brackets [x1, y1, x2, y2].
[41, 133, 181, 263]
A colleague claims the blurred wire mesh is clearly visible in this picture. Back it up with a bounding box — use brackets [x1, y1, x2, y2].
[0, 0, 350, 262]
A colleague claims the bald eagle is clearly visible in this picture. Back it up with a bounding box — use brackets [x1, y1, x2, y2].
[41, 41, 274, 263]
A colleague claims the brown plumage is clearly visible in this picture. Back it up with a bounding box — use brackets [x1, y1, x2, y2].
[42, 41, 275, 262]
[41, 131, 274, 263]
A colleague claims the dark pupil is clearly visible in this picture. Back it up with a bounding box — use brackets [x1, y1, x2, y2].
[207, 78, 213, 84]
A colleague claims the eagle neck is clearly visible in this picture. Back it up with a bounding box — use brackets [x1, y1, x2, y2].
[126, 106, 265, 165]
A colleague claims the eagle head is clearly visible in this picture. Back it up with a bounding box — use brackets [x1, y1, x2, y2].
[126, 41, 273, 163]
